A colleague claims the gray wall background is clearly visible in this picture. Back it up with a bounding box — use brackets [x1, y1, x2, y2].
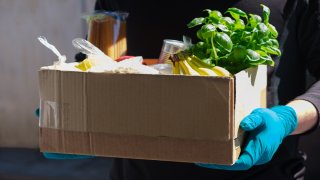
[0, 0, 95, 148]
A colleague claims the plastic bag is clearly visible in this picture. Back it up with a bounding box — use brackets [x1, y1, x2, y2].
[38, 36, 80, 71]
[72, 38, 159, 74]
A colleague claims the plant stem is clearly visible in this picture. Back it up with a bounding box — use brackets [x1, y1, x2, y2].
[211, 33, 218, 65]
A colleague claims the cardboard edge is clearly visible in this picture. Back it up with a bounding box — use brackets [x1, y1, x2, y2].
[229, 77, 237, 162]
[40, 128, 235, 165]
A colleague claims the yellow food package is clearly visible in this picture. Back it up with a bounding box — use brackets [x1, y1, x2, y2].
[75, 58, 94, 71]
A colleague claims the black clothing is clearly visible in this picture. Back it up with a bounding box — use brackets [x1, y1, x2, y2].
[109, 155, 306, 180]
[94, 0, 320, 179]
[280, 0, 320, 118]
[95, 0, 285, 58]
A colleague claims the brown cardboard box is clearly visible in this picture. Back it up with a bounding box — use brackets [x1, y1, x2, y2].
[38, 65, 266, 165]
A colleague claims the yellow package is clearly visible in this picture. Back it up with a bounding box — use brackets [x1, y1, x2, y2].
[75, 58, 94, 71]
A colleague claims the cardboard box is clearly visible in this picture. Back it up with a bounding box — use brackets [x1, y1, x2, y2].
[38, 65, 266, 165]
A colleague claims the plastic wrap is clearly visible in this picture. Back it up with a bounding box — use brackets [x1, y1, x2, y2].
[84, 11, 129, 60]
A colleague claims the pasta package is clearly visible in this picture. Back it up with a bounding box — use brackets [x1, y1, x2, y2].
[85, 11, 129, 60]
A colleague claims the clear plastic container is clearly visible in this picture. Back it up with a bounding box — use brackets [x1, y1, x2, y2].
[84, 11, 129, 59]
[158, 39, 185, 63]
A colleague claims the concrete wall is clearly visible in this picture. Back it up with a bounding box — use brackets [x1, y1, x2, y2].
[0, 0, 95, 148]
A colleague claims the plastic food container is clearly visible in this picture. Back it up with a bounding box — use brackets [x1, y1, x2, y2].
[85, 11, 129, 59]
[158, 39, 185, 63]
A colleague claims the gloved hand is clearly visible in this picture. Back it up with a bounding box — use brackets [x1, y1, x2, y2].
[35, 108, 94, 159]
[42, 152, 94, 160]
[197, 106, 298, 170]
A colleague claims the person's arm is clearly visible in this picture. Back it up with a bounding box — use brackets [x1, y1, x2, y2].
[290, 79, 320, 135]
[288, 99, 318, 135]
[289, 0, 320, 135]
[197, 79, 320, 170]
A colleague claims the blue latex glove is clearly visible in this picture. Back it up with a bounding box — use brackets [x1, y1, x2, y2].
[197, 106, 298, 170]
[42, 152, 94, 159]
[35, 108, 94, 159]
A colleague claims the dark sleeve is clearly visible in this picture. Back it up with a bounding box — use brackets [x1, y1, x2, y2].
[94, 0, 119, 11]
[293, 0, 320, 133]
[297, 0, 320, 78]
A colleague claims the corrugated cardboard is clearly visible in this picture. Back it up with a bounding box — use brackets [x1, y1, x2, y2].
[38, 65, 266, 165]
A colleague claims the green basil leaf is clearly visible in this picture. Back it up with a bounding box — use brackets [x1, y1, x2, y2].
[226, 7, 248, 21]
[231, 31, 243, 43]
[267, 23, 278, 38]
[208, 10, 223, 24]
[261, 46, 281, 56]
[255, 50, 268, 56]
[217, 24, 229, 32]
[241, 31, 253, 42]
[197, 30, 204, 40]
[234, 19, 245, 30]
[196, 41, 206, 49]
[249, 14, 262, 28]
[246, 49, 261, 62]
[200, 24, 216, 40]
[187, 17, 206, 28]
[234, 19, 246, 30]
[190, 44, 206, 58]
[210, 10, 223, 19]
[261, 55, 275, 66]
[222, 17, 235, 29]
[262, 39, 279, 48]
[214, 32, 233, 52]
[230, 45, 247, 63]
[269, 39, 279, 48]
[257, 23, 270, 39]
[204, 9, 212, 14]
[249, 58, 266, 66]
[261, 4, 270, 24]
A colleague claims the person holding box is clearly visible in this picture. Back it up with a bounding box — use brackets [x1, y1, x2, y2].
[93, 0, 320, 179]
[37, 0, 319, 179]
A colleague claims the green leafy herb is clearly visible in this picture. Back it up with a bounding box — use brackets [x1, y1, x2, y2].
[185, 4, 281, 74]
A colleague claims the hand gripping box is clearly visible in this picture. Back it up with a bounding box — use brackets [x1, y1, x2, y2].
[38, 65, 266, 165]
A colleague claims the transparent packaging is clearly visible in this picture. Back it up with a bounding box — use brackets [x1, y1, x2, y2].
[158, 39, 185, 64]
[84, 11, 129, 60]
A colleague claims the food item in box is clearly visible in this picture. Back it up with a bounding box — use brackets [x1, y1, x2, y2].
[85, 11, 129, 60]
[171, 52, 231, 76]
[177, 4, 281, 75]
[75, 58, 93, 71]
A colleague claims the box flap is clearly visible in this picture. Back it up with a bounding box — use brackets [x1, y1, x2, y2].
[234, 65, 267, 138]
